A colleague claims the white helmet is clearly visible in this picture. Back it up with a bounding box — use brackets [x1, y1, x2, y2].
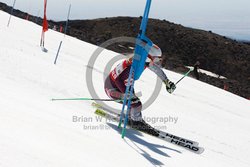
[146, 44, 162, 64]
[149, 44, 162, 57]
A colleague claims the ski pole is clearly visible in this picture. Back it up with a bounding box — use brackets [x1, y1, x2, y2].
[51, 97, 122, 102]
[175, 68, 193, 85]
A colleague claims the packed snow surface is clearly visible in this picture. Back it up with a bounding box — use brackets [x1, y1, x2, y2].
[0, 11, 250, 167]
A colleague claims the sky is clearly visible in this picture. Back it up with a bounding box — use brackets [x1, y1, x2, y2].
[1, 0, 250, 40]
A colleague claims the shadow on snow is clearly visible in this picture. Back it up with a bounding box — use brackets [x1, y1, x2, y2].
[106, 123, 182, 166]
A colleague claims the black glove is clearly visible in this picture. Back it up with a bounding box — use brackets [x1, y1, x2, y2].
[164, 79, 176, 94]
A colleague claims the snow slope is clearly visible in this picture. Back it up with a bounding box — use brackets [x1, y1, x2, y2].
[1, 11, 250, 167]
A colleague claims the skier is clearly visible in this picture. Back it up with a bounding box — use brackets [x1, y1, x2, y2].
[104, 44, 176, 135]
[193, 61, 200, 80]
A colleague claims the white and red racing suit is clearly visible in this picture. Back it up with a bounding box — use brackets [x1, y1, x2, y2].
[104, 57, 168, 121]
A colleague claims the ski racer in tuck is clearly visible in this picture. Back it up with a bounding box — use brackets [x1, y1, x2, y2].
[104, 44, 176, 135]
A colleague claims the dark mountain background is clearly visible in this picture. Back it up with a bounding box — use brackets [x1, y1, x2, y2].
[1, 2, 249, 99]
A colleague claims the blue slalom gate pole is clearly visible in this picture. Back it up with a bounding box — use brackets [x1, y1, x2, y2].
[139, 0, 152, 36]
[121, 73, 136, 138]
[7, 0, 17, 27]
[54, 4, 71, 65]
[131, 0, 152, 81]
[118, 67, 135, 129]
[119, 0, 152, 138]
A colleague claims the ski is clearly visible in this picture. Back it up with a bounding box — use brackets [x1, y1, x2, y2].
[92, 102, 204, 154]
[92, 102, 199, 145]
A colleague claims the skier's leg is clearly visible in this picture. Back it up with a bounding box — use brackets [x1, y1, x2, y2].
[129, 97, 159, 136]
[130, 97, 142, 121]
[104, 77, 123, 102]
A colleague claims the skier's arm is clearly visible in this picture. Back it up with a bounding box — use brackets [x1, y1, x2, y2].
[148, 64, 176, 93]
[148, 63, 168, 81]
